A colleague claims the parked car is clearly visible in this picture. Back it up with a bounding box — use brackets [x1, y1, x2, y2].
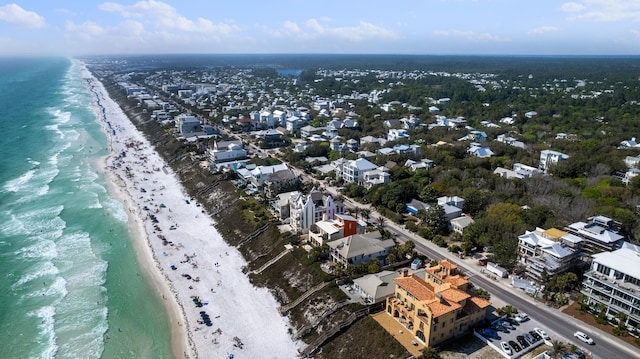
[529, 330, 542, 341]
[574, 331, 594, 345]
[534, 327, 550, 340]
[509, 340, 522, 352]
[524, 332, 536, 344]
[501, 341, 513, 355]
[513, 312, 529, 322]
[516, 335, 530, 348]
[501, 321, 516, 330]
[480, 328, 501, 340]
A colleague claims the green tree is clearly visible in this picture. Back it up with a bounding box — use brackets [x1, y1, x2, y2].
[474, 288, 491, 300]
[420, 347, 442, 359]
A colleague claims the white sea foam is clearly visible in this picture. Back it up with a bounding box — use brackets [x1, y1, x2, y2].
[28, 305, 58, 359]
[3, 169, 36, 192]
[16, 239, 58, 260]
[13, 261, 60, 288]
[0, 212, 26, 236]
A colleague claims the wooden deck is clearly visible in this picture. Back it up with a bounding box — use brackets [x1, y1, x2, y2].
[371, 311, 425, 357]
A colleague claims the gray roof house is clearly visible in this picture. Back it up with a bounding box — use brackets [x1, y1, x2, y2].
[328, 231, 395, 266]
[352, 270, 399, 304]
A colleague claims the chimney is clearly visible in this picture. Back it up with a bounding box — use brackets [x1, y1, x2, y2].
[401, 269, 409, 277]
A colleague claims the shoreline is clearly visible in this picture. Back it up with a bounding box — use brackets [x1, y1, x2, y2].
[79, 61, 300, 359]
[84, 67, 193, 357]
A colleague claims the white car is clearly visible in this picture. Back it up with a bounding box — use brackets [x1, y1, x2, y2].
[513, 313, 529, 323]
[534, 327, 550, 340]
[574, 331, 594, 344]
[500, 341, 513, 355]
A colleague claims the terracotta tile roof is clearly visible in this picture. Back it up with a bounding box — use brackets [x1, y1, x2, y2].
[464, 296, 492, 313]
[427, 297, 461, 317]
[440, 259, 457, 270]
[395, 274, 435, 301]
[446, 275, 469, 287]
[438, 287, 471, 303]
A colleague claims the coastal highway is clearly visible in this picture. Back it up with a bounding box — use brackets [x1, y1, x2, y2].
[390, 227, 639, 359]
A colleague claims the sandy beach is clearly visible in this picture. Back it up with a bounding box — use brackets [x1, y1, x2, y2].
[80, 62, 300, 359]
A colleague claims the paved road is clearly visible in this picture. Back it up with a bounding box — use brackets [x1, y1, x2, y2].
[388, 223, 639, 359]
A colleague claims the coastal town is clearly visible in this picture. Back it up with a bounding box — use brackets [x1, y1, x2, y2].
[84, 55, 640, 359]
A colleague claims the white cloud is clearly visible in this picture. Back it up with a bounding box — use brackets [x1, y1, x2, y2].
[561, 0, 640, 21]
[560, 2, 585, 12]
[266, 18, 399, 42]
[66, 21, 106, 36]
[529, 26, 561, 34]
[0, 4, 45, 28]
[433, 30, 509, 42]
[99, 0, 239, 34]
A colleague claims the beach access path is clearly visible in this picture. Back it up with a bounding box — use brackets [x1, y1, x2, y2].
[80, 61, 300, 359]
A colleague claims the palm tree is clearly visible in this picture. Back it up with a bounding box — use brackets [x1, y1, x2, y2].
[360, 207, 371, 221]
[376, 215, 386, 229]
[548, 340, 569, 359]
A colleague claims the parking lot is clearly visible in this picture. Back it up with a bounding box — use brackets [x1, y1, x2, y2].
[475, 314, 551, 358]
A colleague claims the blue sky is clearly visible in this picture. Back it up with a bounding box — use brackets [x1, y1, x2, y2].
[0, 0, 638, 56]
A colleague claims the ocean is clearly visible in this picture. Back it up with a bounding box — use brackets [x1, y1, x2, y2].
[0, 58, 174, 359]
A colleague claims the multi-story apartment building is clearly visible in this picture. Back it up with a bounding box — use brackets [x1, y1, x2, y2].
[581, 242, 640, 330]
[517, 228, 582, 282]
[564, 216, 624, 256]
[384, 260, 491, 348]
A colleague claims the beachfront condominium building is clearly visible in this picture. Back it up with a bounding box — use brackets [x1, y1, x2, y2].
[539, 149, 569, 172]
[384, 260, 491, 348]
[517, 227, 582, 283]
[580, 242, 640, 330]
[564, 216, 624, 256]
[175, 114, 201, 135]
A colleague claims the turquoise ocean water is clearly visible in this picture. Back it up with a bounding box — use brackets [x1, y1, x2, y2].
[0, 58, 174, 359]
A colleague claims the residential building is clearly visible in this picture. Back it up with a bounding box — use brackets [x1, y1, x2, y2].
[437, 196, 464, 222]
[309, 213, 361, 247]
[405, 159, 435, 172]
[539, 149, 569, 172]
[209, 140, 247, 163]
[581, 242, 640, 330]
[360, 135, 387, 148]
[270, 191, 300, 221]
[327, 231, 394, 266]
[289, 190, 343, 234]
[517, 228, 582, 282]
[384, 259, 491, 348]
[513, 163, 544, 178]
[564, 216, 624, 256]
[352, 270, 412, 304]
[335, 158, 379, 185]
[467, 144, 494, 158]
[388, 128, 410, 141]
[175, 114, 201, 134]
[362, 167, 390, 188]
[450, 215, 474, 235]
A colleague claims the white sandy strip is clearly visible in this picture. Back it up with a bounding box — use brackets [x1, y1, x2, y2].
[79, 62, 300, 359]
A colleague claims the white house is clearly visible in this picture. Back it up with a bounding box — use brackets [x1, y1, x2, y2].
[388, 129, 410, 141]
[175, 114, 201, 134]
[539, 149, 569, 172]
[289, 189, 342, 233]
[209, 140, 247, 163]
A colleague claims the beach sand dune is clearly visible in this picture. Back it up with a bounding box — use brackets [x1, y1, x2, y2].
[81, 62, 300, 359]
